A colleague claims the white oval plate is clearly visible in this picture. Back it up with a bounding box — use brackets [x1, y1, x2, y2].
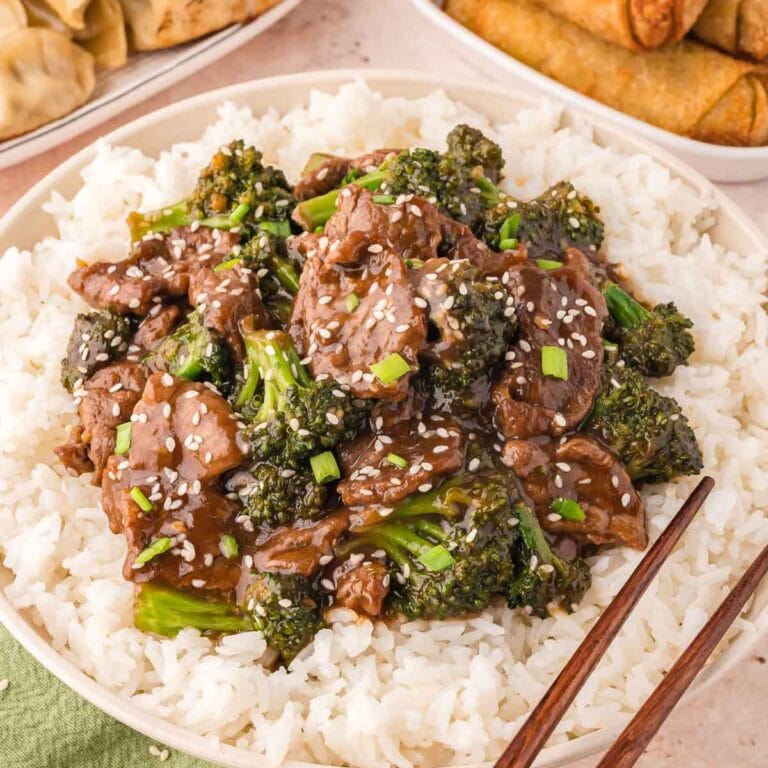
[409, 0, 768, 184]
[0, 69, 767, 768]
[0, 0, 303, 172]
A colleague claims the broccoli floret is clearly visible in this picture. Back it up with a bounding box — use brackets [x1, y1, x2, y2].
[243, 572, 324, 662]
[602, 282, 694, 378]
[236, 231, 301, 296]
[225, 461, 327, 526]
[505, 504, 591, 617]
[419, 261, 516, 398]
[61, 310, 135, 392]
[347, 472, 520, 620]
[480, 181, 604, 258]
[144, 311, 230, 388]
[584, 363, 703, 484]
[237, 325, 366, 467]
[445, 123, 504, 183]
[127, 140, 295, 241]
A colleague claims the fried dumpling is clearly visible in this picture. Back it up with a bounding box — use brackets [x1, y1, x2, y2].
[44, 0, 89, 28]
[0, 27, 95, 140]
[0, 0, 27, 37]
[23, 0, 74, 36]
[75, 0, 127, 69]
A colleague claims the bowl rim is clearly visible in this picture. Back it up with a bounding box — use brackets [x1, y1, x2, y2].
[1, 68, 766, 768]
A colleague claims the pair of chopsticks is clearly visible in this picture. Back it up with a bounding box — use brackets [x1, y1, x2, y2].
[495, 476, 768, 768]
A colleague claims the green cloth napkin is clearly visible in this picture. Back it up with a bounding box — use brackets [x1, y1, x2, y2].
[0, 623, 215, 768]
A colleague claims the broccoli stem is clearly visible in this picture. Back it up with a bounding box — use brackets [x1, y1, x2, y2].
[127, 201, 252, 242]
[471, 168, 506, 207]
[134, 584, 253, 637]
[293, 169, 387, 230]
[603, 282, 650, 330]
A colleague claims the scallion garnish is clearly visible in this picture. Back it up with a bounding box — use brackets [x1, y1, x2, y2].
[541, 345, 568, 380]
[134, 537, 173, 566]
[418, 544, 455, 572]
[115, 422, 132, 455]
[310, 451, 341, 484]
[130, 486, 153, 513]
[499, 238, 518, 250]
[213, 257, 242, 272]
[370, 352, 411, 384]
[257, 219, 291, 238]
[373, 194, 396, 204]
[219, 534, 239, 559]
[346, 293, 360, 313]
[536, 258, 562, 271]
[386, 453, 408, 469]
[500, 213, 521, 241]
[551, 498, 586, 522]
[229, 202, 251, 226]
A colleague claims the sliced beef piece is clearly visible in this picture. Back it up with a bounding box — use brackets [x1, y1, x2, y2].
[501, 435, 647, 550]
[54, 361, 147, 485]
[491, 251, 608, 439]
[293, 149, 399, 201]
[55, 424, 94, 477]
[370, 386, 427, 432]
[440, 215, 526, 278]
[251, 510, 351, 577]
[131, 305, 181, 354]
[101, 372, 247, 589]
[188, 263, 270, 362]
[289, 201, 427, 401]
[337, 414, 466, 506]
[334, 560, 389, 617]
[68, 227, 239, 316]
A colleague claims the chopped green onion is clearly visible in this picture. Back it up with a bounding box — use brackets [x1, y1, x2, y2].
[219, 534, 239, 559]
[130, 486, 153, 513]
[229, 203, 251, 225]
[213, 257, 242, 272]
[405, 258, 425, 270]
[346, 293, 360, 313]
[551, 498, 586, 522]
[541, 345, 568, 380]
[310, 451, 341, 484]
[314, 226, 324, 234]
[500, 213, 521, 241]
[115, 422, 132, 455]
[499, 238, 519, 250]
[134, 537, 173, 566]
[418, 544, 455, 572]
[258, 220, 291, 238]
[536, 259, 562, 271]
[386, 453, 408, 469]
[370, 352, 411, 384]
[373, 194, 396, 204]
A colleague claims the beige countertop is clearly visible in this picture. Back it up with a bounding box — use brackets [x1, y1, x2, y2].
[1, 1, 766, 766]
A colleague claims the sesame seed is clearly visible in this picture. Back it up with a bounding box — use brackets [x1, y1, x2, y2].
[161, 373, 174, 386]
[165, 437, 175, 452]
[418, 483, 433, 492]
[321, 579, 335, 591]
[553, 413, 567, 427]
[582, 350, 596, 359]
[621, 493, 631, 508]
[326, 412, 340, 425]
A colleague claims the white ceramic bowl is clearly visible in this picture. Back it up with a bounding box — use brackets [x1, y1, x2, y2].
[410, 0, 768, 184]
[0, 70, 767, 768]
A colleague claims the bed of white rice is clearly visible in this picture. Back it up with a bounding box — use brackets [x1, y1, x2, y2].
[1, 81, 767, 768]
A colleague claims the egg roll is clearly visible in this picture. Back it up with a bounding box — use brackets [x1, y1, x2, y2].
[120, 0, 282, 50]
[694, 0, 768, 61]
[445, 0, 768, 146]
[0, 27, 94, 140]
[533, 0, 709, 50]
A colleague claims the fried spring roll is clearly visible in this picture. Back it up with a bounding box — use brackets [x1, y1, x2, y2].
[694, 0, 768, 61]
[534, 0, 709, 50]
[445, 0, 768, 146]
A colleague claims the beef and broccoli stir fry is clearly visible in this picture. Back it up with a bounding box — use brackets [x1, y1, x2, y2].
[55, 127, 702, 664]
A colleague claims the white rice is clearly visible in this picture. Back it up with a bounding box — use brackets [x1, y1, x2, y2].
[1, 81, 767, 768]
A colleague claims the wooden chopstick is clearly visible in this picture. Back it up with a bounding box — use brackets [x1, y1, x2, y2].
[595, 540, 768, 768]
[493, 475, 715, 768]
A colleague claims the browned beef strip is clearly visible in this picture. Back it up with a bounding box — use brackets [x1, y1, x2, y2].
[131, 305, 181, 354]
[55, 424, 94, 477]
[54, 361, 147, 486]
[501, 435, 647, 550]
[101, 372, 247, 589]
[491, 249, 608, 439]
[188, 263, 270, 362]
[334, 560, 389, 617]
[289, 191, 427, 401]
[68, 227, 239, 317]
[337, 414, 466, 506]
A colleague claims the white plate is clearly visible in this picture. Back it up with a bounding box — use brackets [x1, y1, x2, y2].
[409, 0, 768, 183]
[0, 69, 767, 768]
[0, 0, 302, 171]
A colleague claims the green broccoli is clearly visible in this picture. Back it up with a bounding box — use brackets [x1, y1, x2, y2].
[445, 123, 505, 183]
[237, 325, 366, 467]
[61, 310, 135, 392]
[144, 311, 230, 388]
[225, 461, 327, 526]
[602, 282, 695, 378]
[505, 504, 592, 617]
[584, 363, 703, 484]
[127, 140, 295, 241]
[346, 472, 520, 620]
